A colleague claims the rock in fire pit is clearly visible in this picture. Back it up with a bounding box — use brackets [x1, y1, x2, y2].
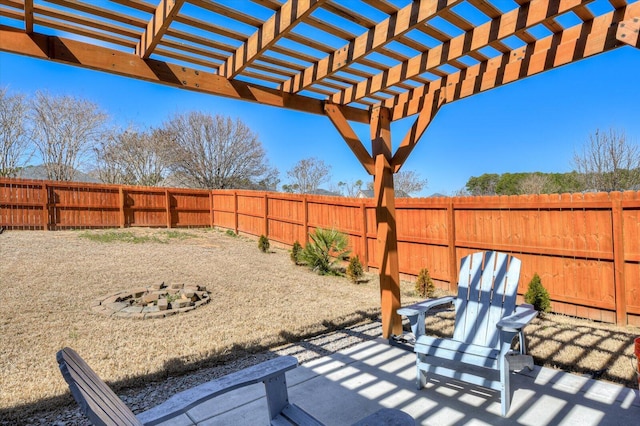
[91, 282, 210, 319]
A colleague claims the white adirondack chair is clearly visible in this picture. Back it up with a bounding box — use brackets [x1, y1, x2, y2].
[397, 251, 537, 416]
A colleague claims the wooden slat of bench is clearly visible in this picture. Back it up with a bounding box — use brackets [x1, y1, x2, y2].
[57, 348, 143, 426]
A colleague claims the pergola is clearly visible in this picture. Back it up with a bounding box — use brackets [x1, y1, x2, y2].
[1, 0, 638, 338]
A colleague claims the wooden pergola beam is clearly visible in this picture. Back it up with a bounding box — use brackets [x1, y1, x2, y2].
[391, 89, 444, 172]
[281, 0, 462, 93]
[136, 0, 186, 59]
[617, 17, 640, 48]
[0, 27, 370, 124]
[23, 0, 33, 33]
[335, 0, 593, 105]
[324, 103, 375, 175]
[386, 1, 639, 120]
[219, 0, 327, 78]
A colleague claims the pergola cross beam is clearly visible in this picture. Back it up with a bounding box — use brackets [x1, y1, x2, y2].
[136, 0, 186, 59]
[24, 0, 33, 33]
[281, 0, 463, 93]
[333, 0, 595, 105]
[385, 1, 640, 120]
[219, 0, 328, 79]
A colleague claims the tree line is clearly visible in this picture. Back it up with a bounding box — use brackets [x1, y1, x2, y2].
[0, 87, 429, 196]
[5, 88, 635, 197]
[464, 128, 640, 195]
[0, 88, 279, 190]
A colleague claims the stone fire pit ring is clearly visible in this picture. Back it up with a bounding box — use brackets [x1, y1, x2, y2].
[91, 282, 210, 319]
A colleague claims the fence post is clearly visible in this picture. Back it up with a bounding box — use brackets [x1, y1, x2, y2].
[42, 183, 49, 231]
[165, 189, 172, 229]
[303, 195, 309, 242]
[447, 198, 457, 291]
[233, 191, 238, 234]
[263, 193, 269, 237]
[209, 191, 214, 228]
[360, 201, 369, 271]
[611, 192, 627, 325]
[119, 187, 126, 228]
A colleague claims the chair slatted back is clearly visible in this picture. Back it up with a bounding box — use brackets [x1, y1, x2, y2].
[452, 251, 521, 349]
[57, 347, 142, 426]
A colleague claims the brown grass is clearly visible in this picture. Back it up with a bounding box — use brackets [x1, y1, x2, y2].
[0, 228, 419, 417]
[0, 228, 638, 418]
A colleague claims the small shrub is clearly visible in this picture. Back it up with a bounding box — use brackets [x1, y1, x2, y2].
[524, 273, 551, 313]
[300, 228, 350, 275]
[415, 268, 435, 298]
[258, 235, 270, 253]
[346, 255, 364, 283]
[290, 240, 303, 264]
[225, 229, 237, 237]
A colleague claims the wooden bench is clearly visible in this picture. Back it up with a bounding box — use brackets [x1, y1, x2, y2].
[57, 347, 414, 425]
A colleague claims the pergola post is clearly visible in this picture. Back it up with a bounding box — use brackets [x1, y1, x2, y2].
[371, 107, 403, 338]
[326, 101, 443, 338]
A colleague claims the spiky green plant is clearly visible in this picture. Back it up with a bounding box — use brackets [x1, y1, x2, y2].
[524, 273, 552, 313]
[300, 228, 350, 275]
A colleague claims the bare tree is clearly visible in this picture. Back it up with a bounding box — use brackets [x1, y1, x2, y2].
[573, 128, 640, 192]
[0, 88, 32, 177]
[286, 157, 331, 194]
[366, 169, 427, 196]
[337, 179, 363, 197]
[394, 170, 428, 196]
[94, 128, 170, 186]
[163, 112, 277, 189]
[518, 174, 552, 194]
[30, 91, 108, 180]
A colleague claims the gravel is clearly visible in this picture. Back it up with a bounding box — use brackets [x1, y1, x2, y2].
[11, 321, 384, 426]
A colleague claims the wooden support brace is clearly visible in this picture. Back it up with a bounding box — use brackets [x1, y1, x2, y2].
[324, 103, 375, 175]
[391, 89, 443, 172]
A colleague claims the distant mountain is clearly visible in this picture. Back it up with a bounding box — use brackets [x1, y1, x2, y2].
[16, 165, 101, 183]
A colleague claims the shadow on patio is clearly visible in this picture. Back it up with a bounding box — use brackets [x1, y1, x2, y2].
[154, 337, 639, 425]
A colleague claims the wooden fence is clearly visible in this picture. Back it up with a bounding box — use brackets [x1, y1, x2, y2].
[2, 177, 639, 326]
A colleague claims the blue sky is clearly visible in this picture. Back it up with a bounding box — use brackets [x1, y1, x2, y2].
[1, 45, 639, 196]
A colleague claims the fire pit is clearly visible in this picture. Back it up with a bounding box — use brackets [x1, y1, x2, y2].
[91, 282, 210, 319]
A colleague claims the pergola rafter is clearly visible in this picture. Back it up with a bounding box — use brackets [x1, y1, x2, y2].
[332, 0, 596, 105]
[0, 0, 638, 338]
[219, 0, 328, 79]
[136, 0, 186, 59]
[280, 0, 463, 93]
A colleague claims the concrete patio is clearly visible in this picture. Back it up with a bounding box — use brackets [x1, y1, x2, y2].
[150, 338, 639, 425]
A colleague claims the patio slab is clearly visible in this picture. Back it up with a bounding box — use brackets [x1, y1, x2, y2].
[150, 339, 639, 425]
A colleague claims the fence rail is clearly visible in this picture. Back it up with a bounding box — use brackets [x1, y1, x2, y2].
[2, 177, 639, 326]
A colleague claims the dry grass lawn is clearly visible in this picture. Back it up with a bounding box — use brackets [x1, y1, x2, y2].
[1, 228, 639, 420]
[1, 228, 417, 418]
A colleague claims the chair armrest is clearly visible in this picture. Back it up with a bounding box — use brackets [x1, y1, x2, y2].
[397, 296, 455, 338]
[397, 296, 455, 317]
[497, 306, 538, 332]
[138, 356, 299, 425]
